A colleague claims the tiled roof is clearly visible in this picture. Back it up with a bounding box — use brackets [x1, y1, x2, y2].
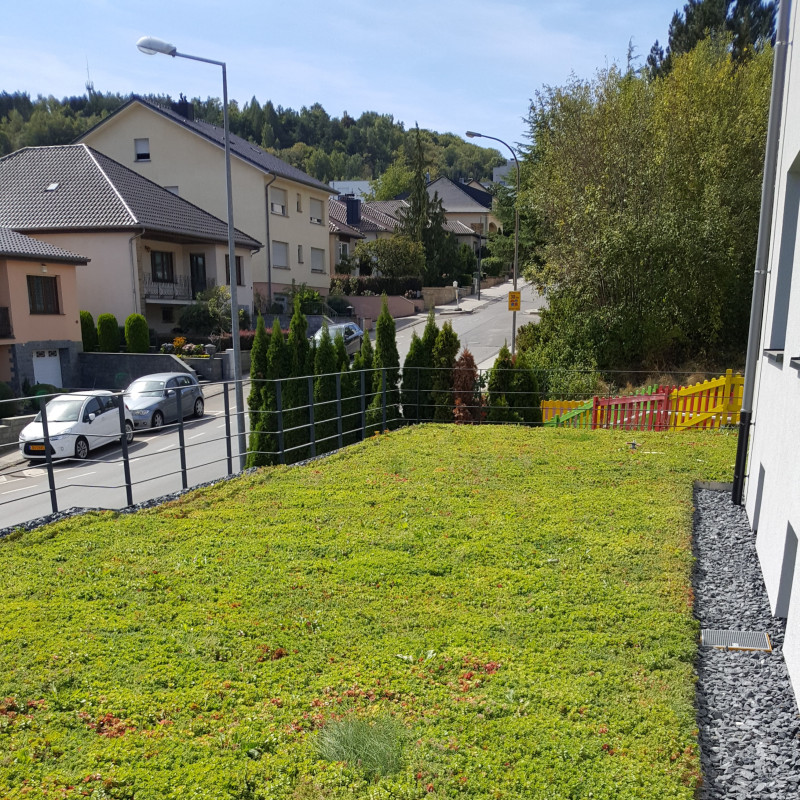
[368, 199, 408, 220]
[328, 216, 365, 239]
[0, 228, 89, 262]
[80, 97, 335, 195]
[329, 198, 394, 235]
[0, 145, 261, 249]
[361, 203, 403, 231]
[443, 219, 478, 235]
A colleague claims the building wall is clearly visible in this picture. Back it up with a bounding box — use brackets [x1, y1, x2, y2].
[80, 102, 332, 298]
[745, 0, 800, 697]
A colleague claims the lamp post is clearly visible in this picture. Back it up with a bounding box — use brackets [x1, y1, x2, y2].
[137, 36, 247, 469]
[466, 131, 520, 353]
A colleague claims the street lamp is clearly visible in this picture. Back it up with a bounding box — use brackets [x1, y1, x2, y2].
[466, 130, 520, 353]
[137, 36, 247, 469]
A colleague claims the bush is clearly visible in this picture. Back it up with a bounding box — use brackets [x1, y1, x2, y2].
[331, 275, 423, 296]
[0, 382, 18, 420]
[179, 303, 215, 335]
[96, 313, 120, 352]
[124, 314, 150, 353]
[481, 256, 507, 277]
[79, 310, 97, 352]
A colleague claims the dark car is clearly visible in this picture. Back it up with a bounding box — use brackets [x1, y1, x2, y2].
[124, 372, 205, 429]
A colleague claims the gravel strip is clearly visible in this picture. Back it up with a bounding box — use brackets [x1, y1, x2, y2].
[694, 488, 800, 799]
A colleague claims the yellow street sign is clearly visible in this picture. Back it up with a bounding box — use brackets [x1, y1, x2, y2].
[508, 291, 521, 311]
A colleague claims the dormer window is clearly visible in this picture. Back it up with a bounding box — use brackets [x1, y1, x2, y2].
[135, 138, 150, 162]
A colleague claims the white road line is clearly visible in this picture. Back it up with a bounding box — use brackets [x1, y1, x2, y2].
[65, 471, 96, 480]
[2, 485, 34, 495]
[188, 433, 205, 440]
[157, 444, 175, 452]
[216, 424, 226, 429]
[0, 476, 21, 485]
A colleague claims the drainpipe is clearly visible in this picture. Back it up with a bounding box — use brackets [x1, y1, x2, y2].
[264, 175, 276, 312]
[128, 229, 146, 314]
[732, 0, 792, 506]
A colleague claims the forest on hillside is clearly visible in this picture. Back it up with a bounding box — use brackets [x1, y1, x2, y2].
[0, 90, 504, 184]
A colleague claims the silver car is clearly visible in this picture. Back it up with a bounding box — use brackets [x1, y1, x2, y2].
[19, 390, 134, 461]
[312, 322, 364, 357]
[124, 372, 205, 429]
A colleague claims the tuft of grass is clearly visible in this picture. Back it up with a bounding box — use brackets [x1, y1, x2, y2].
[313, 715, 405, 779]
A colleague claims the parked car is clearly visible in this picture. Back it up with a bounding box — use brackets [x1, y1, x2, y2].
[312, 322, 364, 357]
[18, 390, 134, 461]
[123, 372, 205, 430]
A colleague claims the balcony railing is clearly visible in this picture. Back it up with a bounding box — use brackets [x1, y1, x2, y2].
[0, 307, 11, 338]
[143, 275, 216, 302]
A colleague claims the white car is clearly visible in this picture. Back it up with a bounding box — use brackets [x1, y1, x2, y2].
[18, 391, 134, 462]
[312, 322, 364, 357]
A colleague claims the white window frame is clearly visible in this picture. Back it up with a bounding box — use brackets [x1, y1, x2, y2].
[272, 240, 289, 269]
[311, 247, 326, 273]
[309, 197, 324, 225]
[134, 138, 150, 161]
[271, 187, 288, 216]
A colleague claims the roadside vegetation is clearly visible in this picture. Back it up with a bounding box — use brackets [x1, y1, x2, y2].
[0, 426, 735, 799]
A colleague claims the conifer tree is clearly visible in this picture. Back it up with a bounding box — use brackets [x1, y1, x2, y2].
[368, 296, 400, 429]
[417, 309, 439, 420]
[351, 332, 374, 439]
[246, 313, 271, 467]
[512, 354, 542, 425]
[453, 348, 481, 423]
[431, 322, 460, 422]
[283, 297, 310, 462]
[401, 331, 424, 423]
[263, 318, 288, 463]
[314, 324, 338, 454]
[487, 343, 517, 423]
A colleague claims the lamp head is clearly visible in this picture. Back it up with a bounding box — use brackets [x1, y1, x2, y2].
[136, 36, 177, 56]
[465, 131, 482, 139]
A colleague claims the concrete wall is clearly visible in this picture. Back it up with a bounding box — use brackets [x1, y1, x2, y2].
[745, 0, 800, 699]
[10, 340, 82, 393]
[0, 413, 36, 449]
[80, 101, 332, 297]
[345, 295, 418, 331]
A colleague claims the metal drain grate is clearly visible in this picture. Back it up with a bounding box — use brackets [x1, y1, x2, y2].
[701, 629, 772, 652]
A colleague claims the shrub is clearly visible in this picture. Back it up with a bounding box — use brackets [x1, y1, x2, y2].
[331, 275, 423, 297]
[96, 313, 120, 353]
[124, 314, 150, 353]
[0, 382, 18, 420]
[79, 310, 97, 352]
[179, 302, 215, 335]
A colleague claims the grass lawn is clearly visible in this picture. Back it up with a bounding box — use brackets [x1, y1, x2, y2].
[0, 427, 736, 799]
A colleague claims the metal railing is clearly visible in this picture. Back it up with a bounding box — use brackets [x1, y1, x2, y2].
[142, 273, 218, 302]
[0, 367, 730, 532]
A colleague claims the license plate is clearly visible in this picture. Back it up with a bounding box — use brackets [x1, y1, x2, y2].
[29, 444, 45, 452]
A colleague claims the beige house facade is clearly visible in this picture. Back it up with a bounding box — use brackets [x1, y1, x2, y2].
[78, 98, 335, 310]
[0, 229, 85, 392]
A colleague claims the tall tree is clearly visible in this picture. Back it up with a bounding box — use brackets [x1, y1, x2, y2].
[431, 322, 461, 422]
[246, 313, 271, 468]
[368, 296, 401, 428]
[313, 324, 338, 454]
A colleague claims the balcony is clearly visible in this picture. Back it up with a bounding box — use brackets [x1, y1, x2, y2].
[143, 274, 216, 303]
[0, 307, 12, 338]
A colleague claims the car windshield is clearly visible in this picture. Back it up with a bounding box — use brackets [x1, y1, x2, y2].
[35, 398, 84, 423]
[127, 380, 166, 396]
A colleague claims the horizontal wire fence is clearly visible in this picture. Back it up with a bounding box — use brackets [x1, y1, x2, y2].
[0, 368, 738, 528]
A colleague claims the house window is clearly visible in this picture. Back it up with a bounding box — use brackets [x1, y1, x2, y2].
[151, 251, 174, 283]
[135, 138, 150, 161]
[338, 241, 349, 260]
[272, 240, 289, 269]
[296, 193, 303, 212]
[162, 307, 174, 323]
[311, 247, 326, 273]
[309, 198, 323, 224]
[27, 275, 60, 314]
[298, 245, 304, 264]
[225, 254, 244, 286]
[271, 187, 287, 215]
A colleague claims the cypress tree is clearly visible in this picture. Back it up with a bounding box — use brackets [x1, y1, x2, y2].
[401, 331, 423, 423]
[453, 348, 481, 423]
[80, 310, 98, 352]
[368, 296, 400, 429]
[263, 318, 288, 463]
[418, 309, 439, 420]
[431, 321, 460, 422]
[283, 297, 310, 462]
[314, 324, 338, 454]
[246, 313, 271, 467]
[353, 326, 375, 433]
[487, 343, 518, 423]
[512, 354, 542, 425]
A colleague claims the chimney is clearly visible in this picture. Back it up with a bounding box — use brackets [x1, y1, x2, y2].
[343, 194, 361, 226]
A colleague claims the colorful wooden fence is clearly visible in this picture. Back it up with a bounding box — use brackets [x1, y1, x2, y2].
[542, 370, 743, 432]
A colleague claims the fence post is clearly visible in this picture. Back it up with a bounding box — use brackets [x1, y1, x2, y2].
[39, 398, 58, 514]
[416, 366, 421, 424]
[223, 382, 233, 475]
[336, 373, 343, 450]
[307, 376, 316, 458]
[117, 393, 133, 506]
[591, 397, 599, 431]
[381, 369, 387, 433]
[276, 379, 285, 465]
[176, 387, 188, 490]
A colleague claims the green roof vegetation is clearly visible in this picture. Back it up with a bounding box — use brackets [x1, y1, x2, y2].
[0, 426, 736, 799]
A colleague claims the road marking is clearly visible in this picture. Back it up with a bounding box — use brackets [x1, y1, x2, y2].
[157, 444, 175, 452]
[23, 468, 46, 477]
[188, 433, 205, 440]
[65, 471, 96, 480]
[0, 476, 21, 485]
[2, 485, 34, 495]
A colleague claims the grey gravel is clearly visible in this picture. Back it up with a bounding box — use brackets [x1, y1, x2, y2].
[694, 488, 800, 799]
[3, 481, 799, 797]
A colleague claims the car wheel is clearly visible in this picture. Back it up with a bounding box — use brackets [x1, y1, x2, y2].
[152, 410, 164, 429]
[124, 420, 134, 444]
[193, 397, 205, 418]
[75, 436, 89, 460]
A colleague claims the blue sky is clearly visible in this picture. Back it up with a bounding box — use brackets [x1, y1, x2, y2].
[3, 0, 681, 150]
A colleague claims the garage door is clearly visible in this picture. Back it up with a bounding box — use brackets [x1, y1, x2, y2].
[33, 349, 62, 388]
